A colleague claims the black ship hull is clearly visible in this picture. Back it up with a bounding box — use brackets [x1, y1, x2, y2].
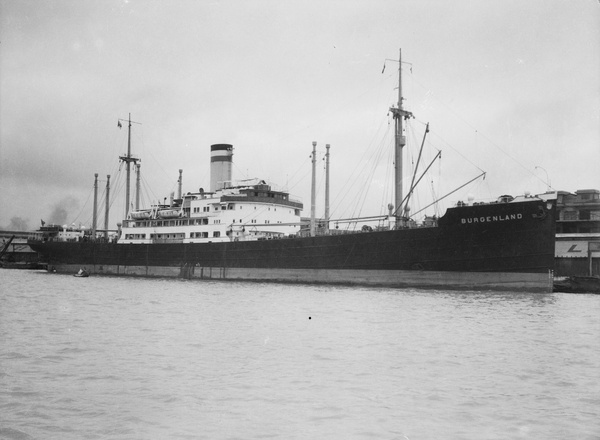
[29, 199, 556, 292]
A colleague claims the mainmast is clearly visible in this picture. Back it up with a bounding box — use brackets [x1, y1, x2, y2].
[92, 173, 98, 237]
[135, 164, 141, 211]
[324, 143, 330, 231]
[389, 49, 413, 219]
[104, 175, 110, 239]
[310, 141, 317, 237]
[119, 113, 140, 218]
[177, 169, 183, 200]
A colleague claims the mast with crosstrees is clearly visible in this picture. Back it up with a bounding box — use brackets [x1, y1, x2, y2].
[388, 49, 413, 220]
[118, 113, 141, 219]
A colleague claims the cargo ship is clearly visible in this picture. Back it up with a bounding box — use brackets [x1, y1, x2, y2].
[28, 50, 556, 292]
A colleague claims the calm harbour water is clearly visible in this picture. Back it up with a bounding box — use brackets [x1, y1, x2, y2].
[1, 270, 599, 440]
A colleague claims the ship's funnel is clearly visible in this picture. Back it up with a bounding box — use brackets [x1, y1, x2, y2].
[210, 144, 233, 192]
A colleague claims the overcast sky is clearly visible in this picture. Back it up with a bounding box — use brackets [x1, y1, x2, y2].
[1, 0, 598, 231]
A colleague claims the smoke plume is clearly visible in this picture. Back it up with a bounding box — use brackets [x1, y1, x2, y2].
[7, 216, 30, 231]
[47, 197, 80, 226]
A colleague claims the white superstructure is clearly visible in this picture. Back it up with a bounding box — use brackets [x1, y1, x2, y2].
[119, 143, 303, 244]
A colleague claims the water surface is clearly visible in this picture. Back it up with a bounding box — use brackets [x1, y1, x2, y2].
[1, 270, 599, 439]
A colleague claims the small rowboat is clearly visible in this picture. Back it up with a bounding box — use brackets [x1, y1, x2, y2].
[74, 268, 89, 277]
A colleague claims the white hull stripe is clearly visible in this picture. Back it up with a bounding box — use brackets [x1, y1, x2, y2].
[47, 264, 552, 292]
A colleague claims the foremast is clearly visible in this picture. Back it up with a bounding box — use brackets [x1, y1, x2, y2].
[388, 49, 413, 220]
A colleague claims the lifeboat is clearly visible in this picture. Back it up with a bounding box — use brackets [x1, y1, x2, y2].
[74, 268, 89, 277]
[130, 210, 152, 220]
[157, 209, 181, 219]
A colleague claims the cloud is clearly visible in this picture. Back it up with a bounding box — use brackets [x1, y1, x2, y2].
[1, 0, 598, 230]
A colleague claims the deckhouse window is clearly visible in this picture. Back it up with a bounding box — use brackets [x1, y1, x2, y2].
[125, 233, 146, 239]
[213, 231, 221, 238]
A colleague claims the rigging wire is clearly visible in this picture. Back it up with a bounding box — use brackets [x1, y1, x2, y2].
[140, 173, 158, 209]
[110, 171, 126, 220]
[408, 76, 542, 184]
[280, 155, 311, 194]
[378, 135, 394, 215]
[357, 135, 391, 218]
[70, 184, 94, 226]
[417, 119, 485, 174]
[431, 154, 443, 217]
[232, 161, 251, 183]
[430, 180, 439, 217]
[329, 112, 391, 220]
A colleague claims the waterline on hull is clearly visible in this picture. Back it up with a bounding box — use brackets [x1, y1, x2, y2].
[47, 264, 553, 293]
